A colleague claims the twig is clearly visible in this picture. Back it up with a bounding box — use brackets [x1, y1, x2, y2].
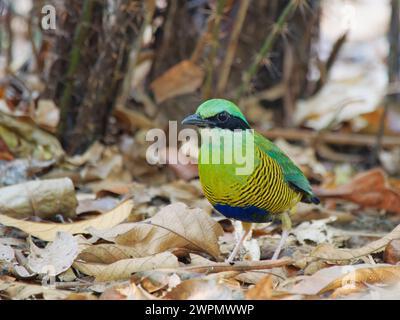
[313, 32, 347, 95]
[54, 280, 96, 290]
[235, 0, 298, 101]
[216, 0, 250, 95]
[203, 0, 227, 99]
[259, 127, 400, 148]
[191, 19, 213, 64]
[174, 257, 293, 274]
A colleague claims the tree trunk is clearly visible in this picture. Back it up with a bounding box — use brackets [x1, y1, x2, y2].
[42, 0, 144, 155]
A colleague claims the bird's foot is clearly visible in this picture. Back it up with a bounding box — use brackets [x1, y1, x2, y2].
[225, 258, 236, 265]
[271, 229, 289, 260]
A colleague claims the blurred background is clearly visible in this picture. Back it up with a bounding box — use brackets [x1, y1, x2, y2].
[1, 0, 400, 300]
[0, 0, 399, 193]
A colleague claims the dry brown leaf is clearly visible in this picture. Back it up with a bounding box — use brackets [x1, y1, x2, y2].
[35, 99, 60, 131]
[78, 243, 143, 264]
[65, 292, 98, 300]
[0, 111, 64, 161]
[27, 232, 78, 276]
[66, 141, 104, 167]
[0, 200, 133, 241]
[288, 265, 352, 296]
[311, 223, 400, 261]
[100, 280, 156, 300]
[340, 282, 400, 299]
[384, 239, 400, 264]
[86, 222, 137, 242]
[0, 178, 78, 219]
[80, 147, 124, 181]
[115, 202, 224, 259]
[288, 264, 400, 297]
[132, 270, 179, 293]
[314, 168, 400, 214]
[0, 279, 72, 300]
[245, 275, 274, 300]
[319, 265, 400, 296]
[164, 279, 242, 300]
[74, 252, 179, 282]
[150, 60, 204, 103]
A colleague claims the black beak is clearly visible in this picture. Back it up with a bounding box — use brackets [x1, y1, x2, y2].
[181, 114, 211, 127]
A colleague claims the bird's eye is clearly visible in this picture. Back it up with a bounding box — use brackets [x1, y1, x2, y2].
[217, 112, 229, 122]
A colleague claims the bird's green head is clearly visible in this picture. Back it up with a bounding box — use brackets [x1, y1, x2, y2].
[182, 99, 250, 130]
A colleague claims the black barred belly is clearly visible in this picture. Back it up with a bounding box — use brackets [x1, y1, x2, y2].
[214, 203, 272, 223]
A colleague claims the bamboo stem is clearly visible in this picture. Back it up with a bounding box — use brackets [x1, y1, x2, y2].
[216, 0, 250, 96]
[203, 0, 227, 99]
[235, 0, 298, 101]
[58, 0, 94, 138]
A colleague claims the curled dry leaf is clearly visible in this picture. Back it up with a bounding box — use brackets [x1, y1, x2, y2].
[115, 202, 223, 257]
[314, 168, 400, 214]
[131, 270, 180, 293]
[0, 178, 78, 219]
[115, 202, 224, 259]
[288, 264, 400, 297]
[66, 141, 104, 167]
[150, 60, 204, 103]
[0, 200, 133, 241]
[311, 223, 400, 261]
[164, 279, 242, 300]
[319, 265, 400, 296]
[27, 232, 78, 276]
[74, 251, 179, 282]
[0, 111, 64, 161]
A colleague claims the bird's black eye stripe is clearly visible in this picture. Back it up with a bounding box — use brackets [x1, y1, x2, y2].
[217, 111, 229, 122]
[204, 113, 250, 130]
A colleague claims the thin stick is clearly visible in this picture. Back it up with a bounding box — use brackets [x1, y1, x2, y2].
[172, 257, 293, 274]
[260, 128, 400, 148]
[235, 0, 298, 101]
[203, 0, 227, 99]
[216, 0, 250, 95]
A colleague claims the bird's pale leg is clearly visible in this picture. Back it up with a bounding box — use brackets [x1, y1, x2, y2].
[271, 212, 292, 260]
[226, 222, 252, 263]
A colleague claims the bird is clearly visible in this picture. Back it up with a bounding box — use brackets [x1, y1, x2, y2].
[182, 98, 319, 263]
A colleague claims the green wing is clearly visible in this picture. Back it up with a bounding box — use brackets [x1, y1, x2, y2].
[254, 133, 319, 203]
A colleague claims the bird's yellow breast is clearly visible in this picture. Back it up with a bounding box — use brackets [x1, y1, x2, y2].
[198, 129, 301, 215]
